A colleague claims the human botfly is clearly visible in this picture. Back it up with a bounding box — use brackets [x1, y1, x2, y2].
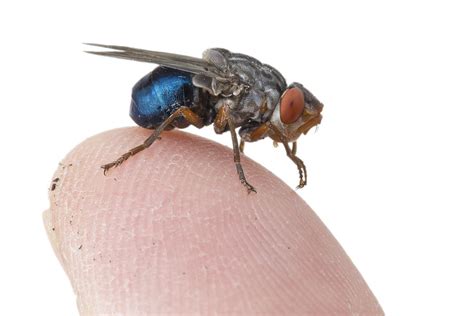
[85, 44, 324, 193]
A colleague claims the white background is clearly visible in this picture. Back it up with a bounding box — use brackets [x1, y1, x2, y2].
[1, 1, 473, 315]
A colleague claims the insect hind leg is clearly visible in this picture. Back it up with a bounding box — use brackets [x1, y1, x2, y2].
[101, 107, 203, 174]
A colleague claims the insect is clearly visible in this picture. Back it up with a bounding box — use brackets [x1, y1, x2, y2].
[85, 44, 324, 193]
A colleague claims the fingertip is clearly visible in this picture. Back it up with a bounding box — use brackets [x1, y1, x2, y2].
[46, 127, 383, 315]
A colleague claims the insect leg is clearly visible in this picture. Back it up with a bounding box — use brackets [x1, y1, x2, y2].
[291, 142, 297, 155]
[218, 108, 256, 194]
[101, 107, 203, 174]
[267, 124, 307, 188]
[282, 141, 307, 188]
[248, 123, 270, 141]
[239, 139, 245, 153]
[213, 106, 227, 133]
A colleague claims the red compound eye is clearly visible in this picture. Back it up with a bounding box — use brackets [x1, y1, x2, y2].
[280, 87, 305, 124]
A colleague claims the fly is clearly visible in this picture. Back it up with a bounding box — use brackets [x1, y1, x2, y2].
[85, 44, 324, 193]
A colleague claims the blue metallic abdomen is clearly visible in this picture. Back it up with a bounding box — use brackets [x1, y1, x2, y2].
[130, 67, 197, 129]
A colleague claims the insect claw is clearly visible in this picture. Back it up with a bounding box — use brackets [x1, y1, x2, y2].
[247, 186, 257, 194]
[296, 180, 307, 189]
[101, 162, 117, 176]
[101, 165, 109, 176]
[241, 180, 257, 194]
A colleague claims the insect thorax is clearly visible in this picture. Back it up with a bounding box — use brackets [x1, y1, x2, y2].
[209, 50, 287, 128]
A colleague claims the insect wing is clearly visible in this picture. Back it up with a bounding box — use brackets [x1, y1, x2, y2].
[84, 43, 226, 79]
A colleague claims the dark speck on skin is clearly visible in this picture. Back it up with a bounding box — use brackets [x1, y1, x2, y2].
[78, 245, 83, 250]
[50, 177, 60, 191]
[59, 162, 73, 169]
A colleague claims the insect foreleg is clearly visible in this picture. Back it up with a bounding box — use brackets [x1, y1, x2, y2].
[101, 107, 203, 174]
[268, 124, 307, 188]
[282, 141, 307, 189]
[291, 142, 297, 155]
[247, 123, 270, 141]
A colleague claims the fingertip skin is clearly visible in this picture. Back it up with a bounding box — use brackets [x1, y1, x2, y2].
[44, 127, 383, 315]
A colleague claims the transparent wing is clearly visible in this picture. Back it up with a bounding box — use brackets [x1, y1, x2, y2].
[84, 43, 228, 80]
